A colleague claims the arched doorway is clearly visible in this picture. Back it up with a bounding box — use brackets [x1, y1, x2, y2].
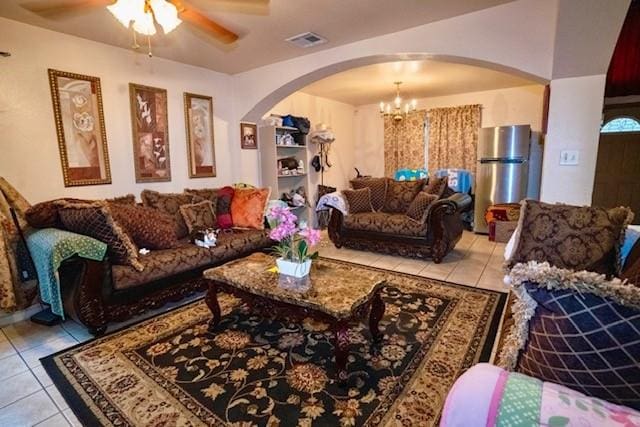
[592, 107, 640, 222]
[239, 54, 547, 123]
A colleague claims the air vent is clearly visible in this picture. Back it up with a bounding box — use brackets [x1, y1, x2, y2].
[286, 32, 328, 48]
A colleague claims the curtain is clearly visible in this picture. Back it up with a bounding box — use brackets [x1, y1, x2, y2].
[427, 105, 481, 175]
[0, 177, 33, 312]
[383, 110, 427, 177]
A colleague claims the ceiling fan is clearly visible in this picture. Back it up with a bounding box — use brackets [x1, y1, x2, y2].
[21, 0, 269, 54]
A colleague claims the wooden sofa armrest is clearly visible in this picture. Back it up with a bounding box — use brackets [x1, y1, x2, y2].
[425, 195, 465, 263]
[59, 256, 110, 336]
[327, 208, 345, 248]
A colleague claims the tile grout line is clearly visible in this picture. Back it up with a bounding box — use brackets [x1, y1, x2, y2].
[473, 241, 500, 288]
[0, 388, 42, 411]
[34, 411, 66, 427]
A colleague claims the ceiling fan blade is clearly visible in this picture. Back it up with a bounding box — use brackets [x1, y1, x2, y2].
[208, 0, 269, 15]
[21, 0, 114, 17]
[169, 1, 239, 44]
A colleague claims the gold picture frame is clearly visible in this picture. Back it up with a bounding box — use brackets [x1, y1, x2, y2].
[129, 83, 171, 183]
[240, 122, 258, 150]
[48, 69, 111, 187]
[184, 92, 216, 178]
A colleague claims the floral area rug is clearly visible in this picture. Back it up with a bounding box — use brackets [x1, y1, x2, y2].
[42, 259, 506, 427]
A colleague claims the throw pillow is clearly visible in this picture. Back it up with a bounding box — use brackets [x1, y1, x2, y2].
[350, 177, 387, 211]
[109, 203, 178, 250]
[230, 188, 271, 230]
[424, 175, 449, 198]
[140, 190, 195, 238]
[499, 261, 640, 410]
[381, 179, 425, 214]
[106, 194, 136, 206]
[343, 188, 374, 214]
[621, 239, 640, 287]
[509, 200, 632, 275]
[25, 198, 89, 229]
[184, 188, 218, 204]
[216, 186, 235, 229]
[57, 201, 143, 271]
[406, 192, 439, 222]
[179, 200, 217, 234]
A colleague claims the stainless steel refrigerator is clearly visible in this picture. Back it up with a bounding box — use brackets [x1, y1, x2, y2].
[474, 125, 531, 234]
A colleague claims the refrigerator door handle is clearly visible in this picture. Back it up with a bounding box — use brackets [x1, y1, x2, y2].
[479, 158, 528, 164]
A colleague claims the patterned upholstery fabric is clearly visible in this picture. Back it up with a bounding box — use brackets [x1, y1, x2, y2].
[381, 179, 425, 214]
[621, 239, 640, 286]
[343, 188, 373, 214]
[106, 194, 136, 206]
[112, 230, 271, 289]
[25, 198, 89, 229]
[141, 190, 195, 239]
[57, 201, 143, 271]
[230, 188, 270, 230]
[424, 175, 449, 198]
[179, 201, 217, 234]
[184, 188, 218, 204]
[510, 200, 631, 275]
[350, 178, 387, 211]
[216, 186, 235, 229]
[109, 203, 178, 250]
[343, 212, 427, 237]
[516, 282, 640, 410]
[406, 192, 439, 222]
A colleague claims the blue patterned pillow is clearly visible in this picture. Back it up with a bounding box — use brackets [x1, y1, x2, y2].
[501, 262, 640, 410]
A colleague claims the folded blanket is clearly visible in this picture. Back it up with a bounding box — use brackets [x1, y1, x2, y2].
[315, 192, 348, 215]
[441, 363, 640, 427]
[27, 228, 107, 319]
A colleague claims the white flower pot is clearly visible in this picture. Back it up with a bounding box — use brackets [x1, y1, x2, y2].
[276, 258, 312, 278]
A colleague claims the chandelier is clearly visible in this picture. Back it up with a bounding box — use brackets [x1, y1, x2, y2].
[379, 82, 417, 122]
[108, 0, 182, 56]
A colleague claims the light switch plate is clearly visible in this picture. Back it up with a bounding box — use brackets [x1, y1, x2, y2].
[560, 150, 579, 165]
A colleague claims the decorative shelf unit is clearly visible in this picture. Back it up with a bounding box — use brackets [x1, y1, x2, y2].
[259, 125, 312, 223]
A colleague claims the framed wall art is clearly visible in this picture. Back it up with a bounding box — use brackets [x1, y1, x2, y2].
[184, 92, 216, 178]
[48, 69, 111, 187]
[129, 83, 171, 182]
[240, 122, 258, 149]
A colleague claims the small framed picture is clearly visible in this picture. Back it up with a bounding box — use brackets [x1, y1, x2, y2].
[129, 83, 171, 182]
[184, 93, 216, 178]
[48, 69, 111, 187]
[240, 122, 258, 150]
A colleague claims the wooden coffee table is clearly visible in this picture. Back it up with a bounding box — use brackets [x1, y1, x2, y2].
[203, 252, 386, 382]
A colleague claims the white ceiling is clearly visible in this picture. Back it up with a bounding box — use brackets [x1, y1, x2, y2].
[0, 0, 513, 74]
[300, 60, 540, 106]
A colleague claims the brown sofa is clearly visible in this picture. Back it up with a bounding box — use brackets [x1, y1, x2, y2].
[20, 188, 275, 336]
[328, 179, 471, 263]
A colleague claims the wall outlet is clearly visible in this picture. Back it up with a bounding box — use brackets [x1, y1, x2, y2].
[560, 150, 579, 165]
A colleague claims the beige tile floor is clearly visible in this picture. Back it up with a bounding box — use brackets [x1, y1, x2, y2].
[0, 231, 507, 426]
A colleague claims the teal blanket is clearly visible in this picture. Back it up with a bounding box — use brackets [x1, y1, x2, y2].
[27, 228, 107, 319]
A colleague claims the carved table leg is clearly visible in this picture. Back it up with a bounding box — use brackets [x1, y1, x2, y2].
[333, 321, 350, 384]
[205, 282, 221, 331]
[369, 290, 385, 343]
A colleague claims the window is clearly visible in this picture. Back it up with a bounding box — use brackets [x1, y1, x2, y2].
[601, 117, 640, 133]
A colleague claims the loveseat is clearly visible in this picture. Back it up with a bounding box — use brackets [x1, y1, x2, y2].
[25, 187, 273, 335]
[328, 176, 471, 263]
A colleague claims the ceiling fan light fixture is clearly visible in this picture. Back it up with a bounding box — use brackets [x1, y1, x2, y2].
[149, 0, 182, 34]
[107, 0, 144, 28]
[132, 9, 156, 35]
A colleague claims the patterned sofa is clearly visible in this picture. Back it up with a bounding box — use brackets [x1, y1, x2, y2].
[328, 177, 471, 263]
[25, 188, 273, 335]
[59, 229, 271, 335]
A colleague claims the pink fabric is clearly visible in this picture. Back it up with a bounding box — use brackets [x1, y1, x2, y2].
[440, 363, 502, 427]
[486, 370, 509, 426]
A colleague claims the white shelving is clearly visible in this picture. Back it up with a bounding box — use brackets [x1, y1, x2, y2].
[259, 125, 312, 223]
